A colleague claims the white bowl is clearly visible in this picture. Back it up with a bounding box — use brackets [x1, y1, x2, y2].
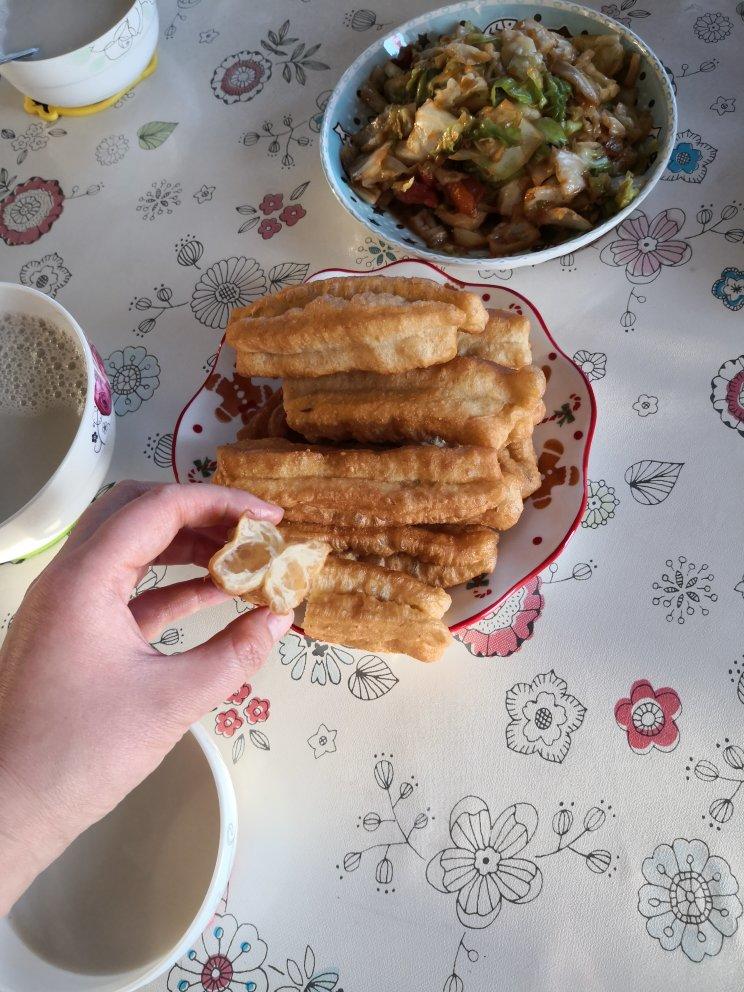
[0, 723, 237, 992]
[320, 0, 677, 268]
[0, 283, 115, 563]
[1, 0, 158, 108]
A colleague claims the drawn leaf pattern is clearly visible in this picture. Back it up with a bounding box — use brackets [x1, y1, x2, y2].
[348, 655, 399, 700]
[625, 460, 684, 505]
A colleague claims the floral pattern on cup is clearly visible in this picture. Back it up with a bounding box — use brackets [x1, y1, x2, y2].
[0, 177, 64, 246]
[505, 670, 586, 764]
[663, 130, 717, 184]
[18, 251, 70, 298]
[211, 51, 272, 104]
[599, 209, 692, 284]
[105, 345, 160, 416]
[90, 344, 113, 417]
[710, 354, 744, 437]
[457, 578, 543, 658]
[712, 267, 744, 311]
[615, 680, 682, 753]
[426, 797, 542, 928]
[638, 839, 742, 962]
[167, 913, 269, 992]
[582, 480, 619, 529]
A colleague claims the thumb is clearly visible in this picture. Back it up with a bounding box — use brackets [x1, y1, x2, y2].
[173, 608, 293, 719]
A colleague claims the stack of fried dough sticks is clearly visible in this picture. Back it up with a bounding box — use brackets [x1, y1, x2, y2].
[213, 275, 546, 662]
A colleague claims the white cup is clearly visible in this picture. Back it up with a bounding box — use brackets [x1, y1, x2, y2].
[0, 1, 159, 109]
[0, 723, 238, 992]
[0, 282, 116, 563]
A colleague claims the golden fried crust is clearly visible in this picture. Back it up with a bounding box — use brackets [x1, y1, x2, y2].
[230, 275, 488, 333]
[230, 315, 459, 378]
[277, 521, 498, 568]
[303, 591, 452, 663]
[458, 309, 532, 369]
[314, 555, 451, 618]
[283, 359, 546, 448]
[353, 552, 496, 588]
[468, 419, 541, 529]
[215, 439, 504, 526]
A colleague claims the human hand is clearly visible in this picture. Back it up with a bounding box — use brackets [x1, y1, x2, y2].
[0, 481, 293, 916]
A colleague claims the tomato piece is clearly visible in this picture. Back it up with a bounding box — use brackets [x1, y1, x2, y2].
[445, 177, 486, 216]
[396, 180, 439, 208]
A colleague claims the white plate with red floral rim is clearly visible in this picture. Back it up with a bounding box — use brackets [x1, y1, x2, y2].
[172, 259, 596, 633]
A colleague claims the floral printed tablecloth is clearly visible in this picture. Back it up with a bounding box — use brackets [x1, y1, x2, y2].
[1, 2, 744, 990]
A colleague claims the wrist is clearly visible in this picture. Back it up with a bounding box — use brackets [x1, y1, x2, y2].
[0, 764, 66, 916]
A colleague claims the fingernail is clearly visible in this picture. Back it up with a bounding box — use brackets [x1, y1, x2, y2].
[266, 611, 293, 641]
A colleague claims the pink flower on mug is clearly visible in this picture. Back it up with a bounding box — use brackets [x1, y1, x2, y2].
[245, 697, 270, 724]
[259, 193, 283, 214]
[600, 209, 692, 284]
[90, 344, 113, 417]
[0, 177, 64, 246]
[258, 217, 281, 239]
[279, 204, 306, 226]
[215, 708, 243, 737]
[615, 679, 681, 753]
[456, 577, 543, 657]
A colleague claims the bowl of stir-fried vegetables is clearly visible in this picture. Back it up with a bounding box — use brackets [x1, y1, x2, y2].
[321, 0, 676, 266]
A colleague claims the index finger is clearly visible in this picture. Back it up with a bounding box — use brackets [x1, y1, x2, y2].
[78, 483, 282, 594]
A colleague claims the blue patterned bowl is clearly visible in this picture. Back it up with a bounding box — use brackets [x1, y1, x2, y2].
[320, 0, 676, 268]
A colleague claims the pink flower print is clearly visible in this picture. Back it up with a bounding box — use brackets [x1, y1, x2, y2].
[614, 679, 681, 753]
[258, 217, 281, 239]
[90, 344, 113, 416]
[279, 203, 306, 226]
[456, 576, 544, 657]
[600, 209, 692, 284]
[259, 193, 283, 214]
[244, 697, 270, 723]
[226, 682, 252, 704]
[215, 708, 243, 737]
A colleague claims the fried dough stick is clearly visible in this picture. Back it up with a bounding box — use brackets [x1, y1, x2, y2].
[283, 359, 545, 449]
[226, 276, 487, 378]
[214, 438, 504, 527]
[458, 309, 532, 370]
[279, 521, 498, 587]
[304, 557, 453, 662]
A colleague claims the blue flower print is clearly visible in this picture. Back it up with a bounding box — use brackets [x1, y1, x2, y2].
[663, 130, 717, 184]
[669, 142, 700, 175]
[712, 267, 744, 311]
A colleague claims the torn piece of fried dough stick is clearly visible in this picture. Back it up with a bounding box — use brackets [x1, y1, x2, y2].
[232, 275, 488, 332]
[208, 515, 330, 613]
[279, 521, 498, 587]
[283, 359, 546, 449]
[458, 309, 532, 370]
[214, 438, 504, 527]
[226, 276, 487, 378]
[304, 557, 453, 662]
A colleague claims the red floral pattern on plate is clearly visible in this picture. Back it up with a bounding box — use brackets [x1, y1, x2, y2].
[226, 682, 252, 704]
[457, 577, 543, 657]
[614, 679, 682, 753]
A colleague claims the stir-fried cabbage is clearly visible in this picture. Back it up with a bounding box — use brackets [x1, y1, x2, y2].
[343, 16, 654, 255]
